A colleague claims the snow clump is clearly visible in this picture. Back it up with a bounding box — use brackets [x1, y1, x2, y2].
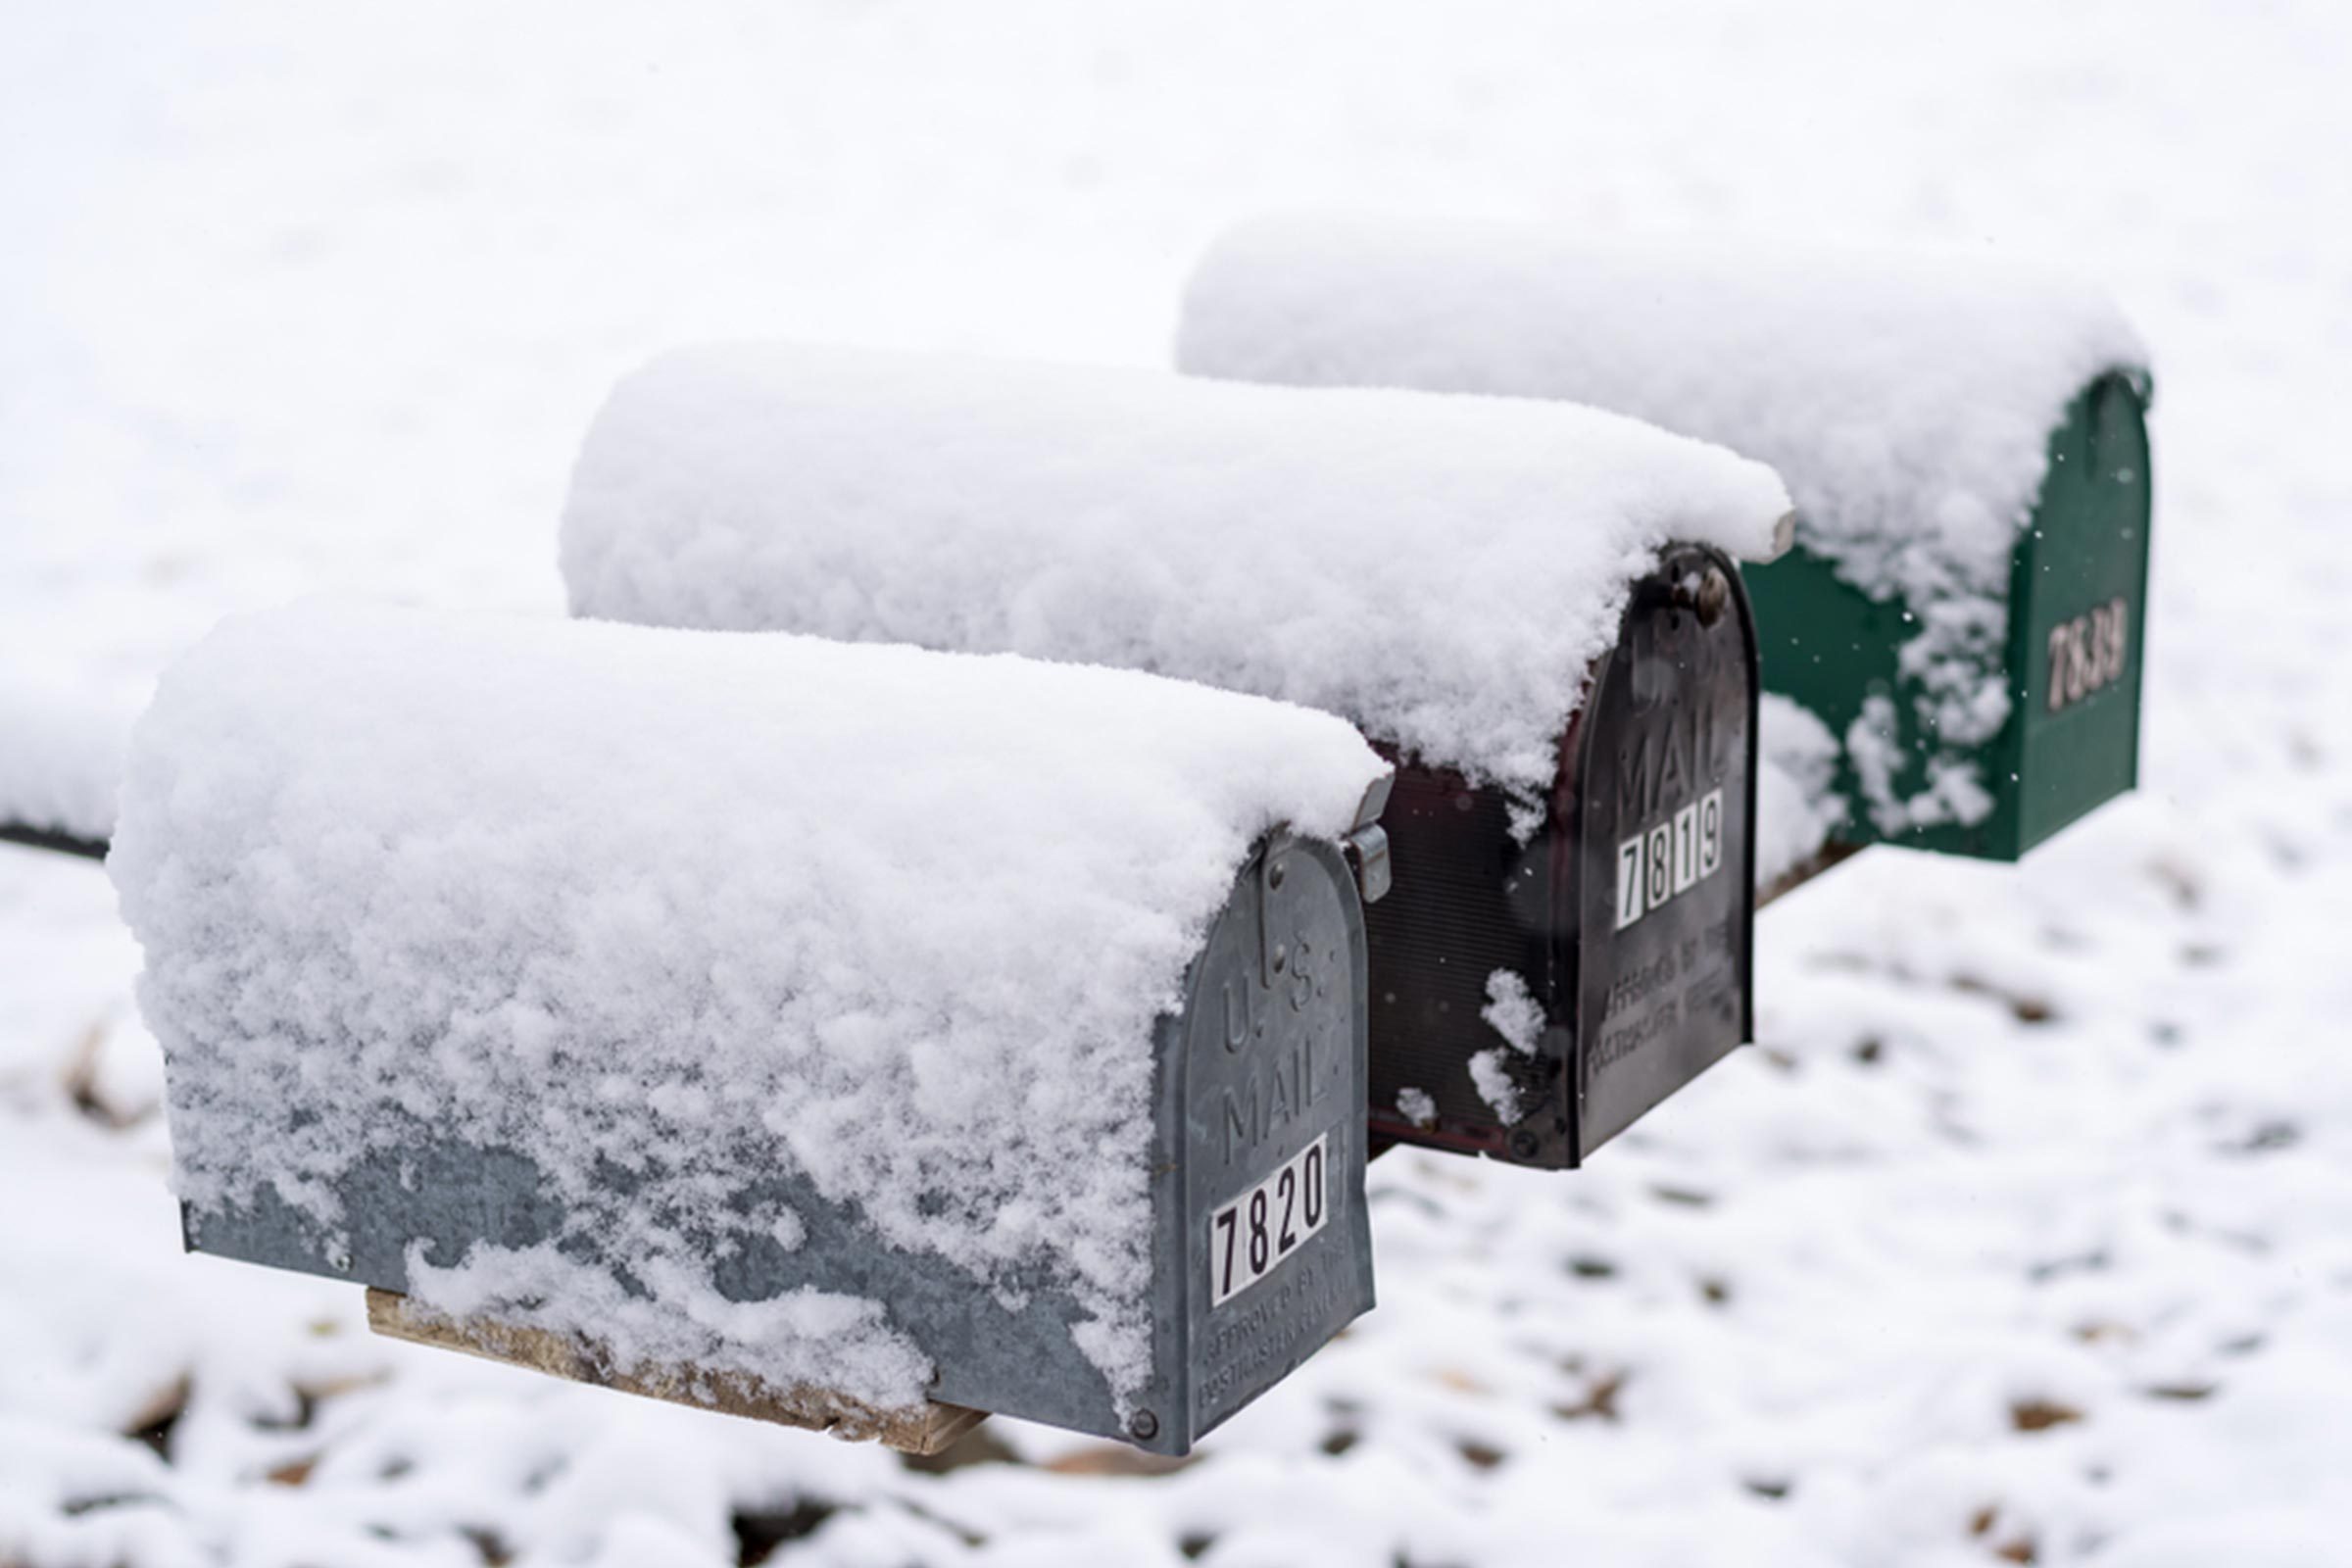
[561, 341, 1791, 806]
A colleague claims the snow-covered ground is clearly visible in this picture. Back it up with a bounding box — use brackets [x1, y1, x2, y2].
[6, 1, 2351, 1562]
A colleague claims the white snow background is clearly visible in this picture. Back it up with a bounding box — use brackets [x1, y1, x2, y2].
[4, 2, 2350, 1564]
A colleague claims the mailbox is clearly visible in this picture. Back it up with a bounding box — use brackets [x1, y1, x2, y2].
[1369, 545, 1758, 1166]
[1740, 372, 2152, 859]
[112, 603, 1394, 1454]
[558, 341, 1791, 1166]
[1178, 214, 2154, 863]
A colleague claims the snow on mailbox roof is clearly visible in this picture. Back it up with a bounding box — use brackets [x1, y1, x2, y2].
[1178, 213, 2149, 614]
[560, 342, 1791, 802]
[110, 601, 1389, 1406]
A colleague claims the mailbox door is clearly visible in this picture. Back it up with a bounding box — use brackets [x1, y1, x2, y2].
[1175, 835, 1375, 1452]
[2010, 371, 2153, 854]
[1567, 545, 1758, 1159]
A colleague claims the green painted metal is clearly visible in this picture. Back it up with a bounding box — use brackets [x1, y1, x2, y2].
[1742, 371, 2153, 861]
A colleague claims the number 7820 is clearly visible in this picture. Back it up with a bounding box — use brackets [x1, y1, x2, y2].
[1209, 1134, 1328, 1307]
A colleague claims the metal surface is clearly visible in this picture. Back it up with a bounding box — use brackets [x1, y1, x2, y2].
[1178, 837, 1374, 1444]
[1343, 823, 1393, 904]
[1741, 370, 2154, 860]
[1363, 543, 1759, 1168]
[2011, 373, 2154, 854]
[182, 833, 1373, 1454]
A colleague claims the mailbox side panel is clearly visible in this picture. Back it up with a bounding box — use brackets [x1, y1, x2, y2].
[185, 1126, 1147, 1442]
[2011, 373, 2154, 854]
[1361, 769, 1554, 1159]
[1741, 544, 2026, 858]
[1178, 837, 1375, 1450]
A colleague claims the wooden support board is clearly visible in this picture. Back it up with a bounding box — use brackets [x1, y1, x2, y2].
[365, 1288, 987, 1456]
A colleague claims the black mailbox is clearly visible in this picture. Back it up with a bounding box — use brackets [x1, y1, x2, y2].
[1369, 545, 1758, 1166]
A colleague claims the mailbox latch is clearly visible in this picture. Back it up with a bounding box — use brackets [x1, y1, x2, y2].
[1344, 825, 1392, 904]
[1343, 773, 1395, 905]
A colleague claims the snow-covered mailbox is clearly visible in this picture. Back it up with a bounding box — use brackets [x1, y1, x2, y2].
[559, 344, 1794, 1167]
[1179, 216, 2154, 868]
[110, 603, 1396, 1455]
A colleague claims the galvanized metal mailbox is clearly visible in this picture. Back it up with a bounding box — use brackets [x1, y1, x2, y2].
[177, 828, 1382, 1455]
[1368, 544, 1759, 1166]
[114, 603, 1396, 1455]
[558, 341, 1796, 1169]
[1178, 214, 2154, 865]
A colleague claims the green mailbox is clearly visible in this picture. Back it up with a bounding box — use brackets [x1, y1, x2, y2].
[1179, 214, 2155, 864]
[1741, 370, 2151, 859]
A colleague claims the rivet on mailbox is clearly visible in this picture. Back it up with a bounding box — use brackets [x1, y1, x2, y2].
[111, 604, 1393, 1454]
[1176, 214, 2153, 874]
[559, 343, 1794, 1167]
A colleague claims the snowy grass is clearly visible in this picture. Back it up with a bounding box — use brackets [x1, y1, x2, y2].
[6, 0, 2352, 1563]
